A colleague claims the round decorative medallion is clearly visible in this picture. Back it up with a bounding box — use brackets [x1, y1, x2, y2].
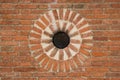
[29, 9, 93, 72]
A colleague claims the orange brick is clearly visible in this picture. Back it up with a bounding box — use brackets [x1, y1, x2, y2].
[36, 21, 46, 29]
[40, 16, 49, 26]
[53, 10, 59, 20]
[64, 10, 70, 20]
[16, 4, 38, 9]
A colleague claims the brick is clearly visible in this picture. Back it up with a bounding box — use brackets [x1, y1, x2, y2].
[0, 20, 19, 25]
[110, 67, 120, 72]
[0, 3, 15, 9]
[32, 0, 55, 3]
[14, 46, 29, 52]
[1, 77, 13, 80]
[40, 16, 49, 26]
[0, 31, 17, 36]
[0, 26, 13, 30]
[1, 46, 14, 52]
[105, 0, 120, 2]
[64, 10, 70, 20]
[0, 52, 17, 56]
[0, 10, 19, 14]
[0, 0, 18, 3]
[18, 14, 38, 20]
[111, 4, 120, 8]
[31, 10, 48, 14]
[88, 78, 110, 80]
[39, 78, 48, 80]
[93, 37, 108, 41]
[0, 68, 12, 72]
[111, 78, 120, 80]
[14, 36, 28, 41]
[106, 73, 120, 77]
[69, 72, 81, 77]
[87, 4, 109, 8]
[105, 9, 120, 14]
[36, 21, 46, 29]
[0, 62, 19, 67]
[14, 67, 37, 72]
[49, 78, 61, 80]
[50, 4, 73, 8]
[85, 14, 109, 19]
[92, 52, 108, 57]
[16, 4, 38, 9]
[62, 78, 73, 80]
[86, 67, 109, 72]
[13, 26, 31, 30]
[73, 4, 84, 9]
[14, 78, 36, 80]
[69, 44, 78, 52]
[1, 37, 13, 41]
[0, 41, 18, 46]
[58, 0, 91, 3]
[19, 20, 33, 25]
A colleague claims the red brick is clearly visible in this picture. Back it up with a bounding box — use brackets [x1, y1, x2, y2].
[13, 26, 31, 30]
[40, 16, 49, 26]
[86, 67, 109, 72]
[16, 4, 38, 9]
[36, 21, 46, 29]
[105, 9, 120, 14]
[110, 67, 120, 72]
[0, 20, 19, 25]
[1, 77, 13, 80]
[50, 4, 72, 8]
[0, 0, 18, 3]
[58, 0, 91, 3]
[106, 73, 120, 77]
[0, 41, 18, 46]
[64, 10, 70, 20]
[14, 36, 28, 41]
[0, 68, 12, 72]
[14, 78, 36, 80]
[1, 37, 13, 41]
[1, 46, 14, 52]
[0, 52, 17, 56]
[0, 10, 19, 14]
[93, 37, 108, 41]
[69, 72, 81, 77]
[92, 52, 108, 57]
[53, 10, 59, 20]
[39, 78, 48, 80]
[0, 3, 15, 9]
[105, 0, 120, 2]
[19, 20, 33, 25]
[14, 67, 37, 72]
[49, 78, 61, 80]
[111, 4, 120, 8]
[31, 10, 48, 14]
[32, 0, 55, 3]
[85, 14, 109, 19]
[87, 4, 109, 8]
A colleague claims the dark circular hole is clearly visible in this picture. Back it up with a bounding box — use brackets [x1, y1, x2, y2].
[52, 31, 70, 49]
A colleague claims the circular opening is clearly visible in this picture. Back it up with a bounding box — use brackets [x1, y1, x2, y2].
[52, 31, 70, 49]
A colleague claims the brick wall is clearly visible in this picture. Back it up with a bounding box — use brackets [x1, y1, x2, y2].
[0, 0, 120, 80]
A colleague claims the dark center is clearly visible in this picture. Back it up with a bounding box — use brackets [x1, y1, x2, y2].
[52, 31, 70, 49]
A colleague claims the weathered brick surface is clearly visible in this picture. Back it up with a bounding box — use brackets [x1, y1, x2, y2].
[0, 0, 120, 80]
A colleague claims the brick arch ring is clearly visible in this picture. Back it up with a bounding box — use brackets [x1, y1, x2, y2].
[29, 9, 93, 72]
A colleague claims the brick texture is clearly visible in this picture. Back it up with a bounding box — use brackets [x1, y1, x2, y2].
[0, 0, 120, 80]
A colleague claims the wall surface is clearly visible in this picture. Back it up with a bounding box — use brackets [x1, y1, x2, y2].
[0, 0, 120, 80]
